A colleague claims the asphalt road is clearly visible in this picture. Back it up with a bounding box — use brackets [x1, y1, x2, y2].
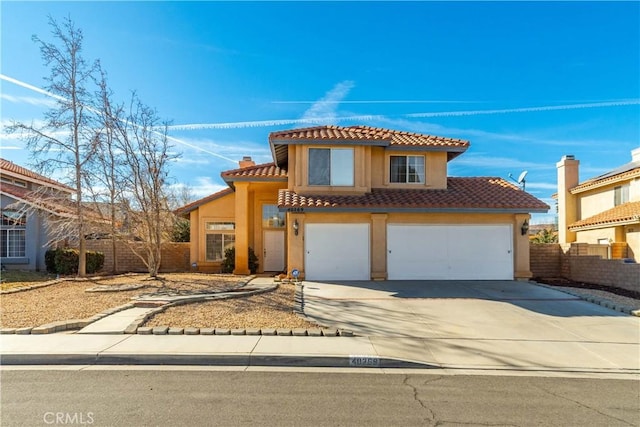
[1, 370, 638, 426]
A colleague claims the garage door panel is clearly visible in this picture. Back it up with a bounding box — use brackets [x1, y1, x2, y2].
[305, 224, 370, 280]
[388, 224, 513, 280]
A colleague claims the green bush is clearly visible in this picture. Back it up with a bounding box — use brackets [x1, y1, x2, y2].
[48, 248, 105, 275]
[44, 249, 59, 273]
[220, 246, 259, 274]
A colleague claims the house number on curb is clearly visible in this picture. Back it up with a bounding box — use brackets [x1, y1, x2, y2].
[349, 355, 380, 367]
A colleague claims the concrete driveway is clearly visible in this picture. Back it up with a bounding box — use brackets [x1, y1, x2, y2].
[302, 280, 640, 372]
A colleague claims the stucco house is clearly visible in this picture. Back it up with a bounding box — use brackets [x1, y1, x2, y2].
[0, 158, 75, 271]
[556, 148, 640, 261]
[178, 125, 549, 280]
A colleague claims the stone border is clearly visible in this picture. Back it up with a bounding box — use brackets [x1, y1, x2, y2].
[0, 303, 135, 335]
[0, 272, 142, 295]
[134, 326, 353, 337]
[1, 278, 66, 294]
[532, 281, 640, 317]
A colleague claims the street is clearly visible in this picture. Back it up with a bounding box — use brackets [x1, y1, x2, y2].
[1, 369, 638, 426]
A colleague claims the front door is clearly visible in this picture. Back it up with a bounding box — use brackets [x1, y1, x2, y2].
[263, 230, 285, 272]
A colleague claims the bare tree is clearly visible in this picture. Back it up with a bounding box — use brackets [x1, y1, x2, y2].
[114, 94, 178, 277]
[7, 16, 99, 276]
[86, 66, 126, 273]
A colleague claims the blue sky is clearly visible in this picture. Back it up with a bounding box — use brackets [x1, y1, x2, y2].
[1, 1, 639, 224]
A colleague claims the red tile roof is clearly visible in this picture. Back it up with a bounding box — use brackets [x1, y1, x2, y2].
[0, 158, 74, 192]
[0, 181, 77, 217]
[269, 125, 469, 148]
[221, 162, 288, 180]
[570, 166, 640, 194]
[174, 188, 234, 216]
[569, 201, 640, 230]
[278, 178, 549, 212]
[269, 125, 469, 166]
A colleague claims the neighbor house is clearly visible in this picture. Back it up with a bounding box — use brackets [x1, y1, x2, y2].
[556, 148, 640, 261]
[0, 158, 75, 271]
[177, 125, 549, 280]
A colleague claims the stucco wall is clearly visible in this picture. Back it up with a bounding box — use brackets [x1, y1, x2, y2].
[579, 188, 615, 219]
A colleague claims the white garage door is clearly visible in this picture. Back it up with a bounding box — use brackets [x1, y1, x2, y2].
[387, 224, 513, 280]
[305, 223, 370, 280]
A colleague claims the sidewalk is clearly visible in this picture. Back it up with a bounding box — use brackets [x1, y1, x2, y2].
[2, 333, 639, 375]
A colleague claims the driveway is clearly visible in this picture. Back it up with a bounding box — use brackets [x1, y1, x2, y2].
[302, 280, 640, 371]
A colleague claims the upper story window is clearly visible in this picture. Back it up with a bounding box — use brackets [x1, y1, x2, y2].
[614, 185, 629, 206]
[308, 148, 354, 186]
[262, 204, 285, 228]
[390, 155, 425, 183]
[0, 177, 27, 188]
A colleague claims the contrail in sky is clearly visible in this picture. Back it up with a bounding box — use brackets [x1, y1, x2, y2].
[3, 73, 639, 135]
[0, 73, 238, 164]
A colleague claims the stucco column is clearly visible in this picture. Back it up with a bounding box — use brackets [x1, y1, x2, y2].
[514, 214, 532, 280]
[233, 182, 250, 275]
[371, 213, 388, 280]
[557, 155, 579, 244]
[286, 212, 305, 278]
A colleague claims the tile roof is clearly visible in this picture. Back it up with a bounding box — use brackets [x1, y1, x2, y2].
[221, 162, 288, 180]
[269, 125, 470, 166]
[1, 182, 78, 217]
[569, 201, 640, 230]
[0, 158, 74, 192]
[570, 163, 640, 194]
[269, 125, 469, 148]
[278, 178, 549, 212]
[174, 188, 234, 216]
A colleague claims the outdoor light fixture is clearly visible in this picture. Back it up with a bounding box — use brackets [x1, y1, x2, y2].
[293, 219, 299, 236]
[521, 219, 529, 236]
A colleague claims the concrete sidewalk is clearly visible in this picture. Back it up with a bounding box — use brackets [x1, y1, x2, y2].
[2, 333, 639, 375]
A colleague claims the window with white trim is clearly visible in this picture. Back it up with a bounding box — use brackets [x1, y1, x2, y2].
[1, 210, 26, 258]
[205, 222, 235, 262]
[308, 148, 354, 186]
[390, 155, 425, 183]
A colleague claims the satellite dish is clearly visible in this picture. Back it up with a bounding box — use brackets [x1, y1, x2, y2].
[507, 170, 527, 191]
[517, 170, 528, 184]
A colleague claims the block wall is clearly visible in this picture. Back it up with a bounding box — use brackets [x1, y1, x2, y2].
[85, 240, 190, 273]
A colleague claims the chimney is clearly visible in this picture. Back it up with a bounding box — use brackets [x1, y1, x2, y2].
[631, 147, 640, 162]
[239, 156, 255, 168]
[556, 155, 580, 244]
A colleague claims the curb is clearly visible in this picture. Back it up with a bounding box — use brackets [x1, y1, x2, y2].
[0, 353, 432, 369]
[532, 281, 640, 317]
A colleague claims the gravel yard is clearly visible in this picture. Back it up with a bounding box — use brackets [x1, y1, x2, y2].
[0, 273, 249, 329]
[144, 282, 318, 329]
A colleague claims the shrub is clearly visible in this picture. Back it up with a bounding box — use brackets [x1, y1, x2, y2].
[220, 246, 259, 274]
[44, 248, 60, 273]
[49, 248, 105, 275]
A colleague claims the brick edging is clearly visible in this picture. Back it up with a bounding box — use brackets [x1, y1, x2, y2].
[531, 281, 640, 317]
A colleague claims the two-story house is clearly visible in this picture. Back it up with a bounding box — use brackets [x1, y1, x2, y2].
[557, 148, 640, 260]
[178, 125, 549, 280]
[0, 158, 75, 271]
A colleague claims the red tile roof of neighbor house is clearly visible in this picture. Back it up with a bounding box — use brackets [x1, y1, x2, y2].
[0, 181, 78, 217]
[278, 178, 550, 212]
[174, 188, 234, 215]
[570, 164, 640, 194]
[569, 201, 640, 230]
[221, 162, 288, 180]
[269, 125, 470, 148]
[0, 158, 74, 192]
